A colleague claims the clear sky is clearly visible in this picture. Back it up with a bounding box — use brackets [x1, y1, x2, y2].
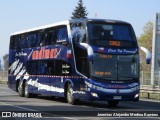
[0, 0, 159, 60]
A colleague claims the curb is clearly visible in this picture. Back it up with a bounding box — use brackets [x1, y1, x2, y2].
[140, 92, 160, 101]
[140, 98, 160, 103]
[0, 80, 8, 85]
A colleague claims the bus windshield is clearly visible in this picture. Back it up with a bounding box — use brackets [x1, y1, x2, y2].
[87, 23, 137, 47]
[90, 53, 139, 81]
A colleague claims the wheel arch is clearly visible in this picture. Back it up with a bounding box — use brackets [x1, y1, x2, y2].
[64, 79, 73, 97]
[16, 79, 26, 92]
[16, 79, 20, 92]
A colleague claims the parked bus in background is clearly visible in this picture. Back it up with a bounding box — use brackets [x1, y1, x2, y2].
[8, 19, 150, 107]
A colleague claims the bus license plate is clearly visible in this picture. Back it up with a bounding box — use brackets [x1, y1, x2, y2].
[113, 96, 122, 100]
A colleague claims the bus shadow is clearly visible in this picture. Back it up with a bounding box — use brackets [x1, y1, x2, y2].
[36, 95, 66, 103]
[35, 95, 127, 109]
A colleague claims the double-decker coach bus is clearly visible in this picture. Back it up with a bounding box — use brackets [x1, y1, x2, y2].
[8, 19, 145, 107]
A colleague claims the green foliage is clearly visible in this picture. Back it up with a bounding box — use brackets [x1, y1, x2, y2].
[138, 21, 153, 71]
[138, 21, 153, 49]
[3, 54, 9, 71]
[71, 0, 88, 19]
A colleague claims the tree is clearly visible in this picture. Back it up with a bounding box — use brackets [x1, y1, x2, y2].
[0, 59, 2, 71]
[71, 0, 88, 19]
[3, 54, 9, 71]
[138, 21, 153, 72]
[138, 21, 153, 50]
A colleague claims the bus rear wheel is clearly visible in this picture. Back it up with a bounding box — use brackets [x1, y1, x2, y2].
[18, 82, 24, 97]
[24, 81, 32, 98]
[108, 101, 119, 107]
[66, 83, 77, 105]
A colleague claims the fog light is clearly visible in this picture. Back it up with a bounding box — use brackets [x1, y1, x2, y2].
[80, 86, 85, 91]
[91, 92, 98, 97]
[134, 94, 139, 98]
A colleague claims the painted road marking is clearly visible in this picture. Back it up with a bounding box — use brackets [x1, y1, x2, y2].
[0, 101, 77, 120]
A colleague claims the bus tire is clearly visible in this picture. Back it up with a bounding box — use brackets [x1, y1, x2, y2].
[108, 101, 119, 107]
[18, 82, 24, 97]
[66, 83, 77, 105]
[24, 81, 32, 98]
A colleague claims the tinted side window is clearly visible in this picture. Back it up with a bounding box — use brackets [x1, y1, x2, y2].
[27, 61, 37, 75]
[20, 34, 27, 48]
[37, 61, 45, 75]
[14, 36, 20, 49]
[45, 29, 56, 45]
[10, 36, 14, 49]
[56, 26, 68, 44]
[27, 60, 71, 76]
[39, 30, 45, 46]
[40, 29, 56, 46]
[27, 33, 37, 48]
[34, 31, 41, 47]
[10, 35, 21, 49]
[46, 61, 55, 75]
[54, 60, 71, 76]
[71, 22, 86, 43]
[36, 61, 54, 75]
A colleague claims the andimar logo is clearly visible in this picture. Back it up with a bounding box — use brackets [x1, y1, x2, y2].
[32, 48, 59, 60]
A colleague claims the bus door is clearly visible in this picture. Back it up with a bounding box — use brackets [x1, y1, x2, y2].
[70, 22, 89, 77]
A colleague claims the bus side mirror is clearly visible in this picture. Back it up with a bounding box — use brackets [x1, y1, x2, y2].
[140, 46, 151, 64]
[80, 43, 94, 60]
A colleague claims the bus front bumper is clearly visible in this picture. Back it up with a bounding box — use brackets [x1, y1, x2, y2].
[74, 86, 139, 102]
[85, 90, 139, 102]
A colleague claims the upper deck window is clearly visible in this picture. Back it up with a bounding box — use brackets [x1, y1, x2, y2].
[27, 33, 37, 48]
[20, 34, 27, 48]
[10, 36, 18, 49]
[87, 22, 137, 47]
[56, 26, 68, 43]
[71, 23, 86, 43]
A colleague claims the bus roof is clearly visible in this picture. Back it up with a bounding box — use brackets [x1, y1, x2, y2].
[11, 20, 70, 36]
[11, 18, 130, 36]
[69, 18, 130, 24]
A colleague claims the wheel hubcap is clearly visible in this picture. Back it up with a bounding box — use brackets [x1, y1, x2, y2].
[67, 87, 73, 102]
[25, 83, 28, 96]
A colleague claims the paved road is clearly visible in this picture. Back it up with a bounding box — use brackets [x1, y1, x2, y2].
[0, 84, 160, 120]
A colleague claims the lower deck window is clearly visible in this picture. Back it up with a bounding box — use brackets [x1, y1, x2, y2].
[27, 60, 72, 76]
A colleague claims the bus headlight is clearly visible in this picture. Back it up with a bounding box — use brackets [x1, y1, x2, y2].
[85, 81, 97, 89]
[85, 81, 92, 88]
[91, 92, 98, 97]
[134, 94, 139, 98]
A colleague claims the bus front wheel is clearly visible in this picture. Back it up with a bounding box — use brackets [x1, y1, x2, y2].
[108, 101, 119, 107]
[66, 83, 77, 105]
